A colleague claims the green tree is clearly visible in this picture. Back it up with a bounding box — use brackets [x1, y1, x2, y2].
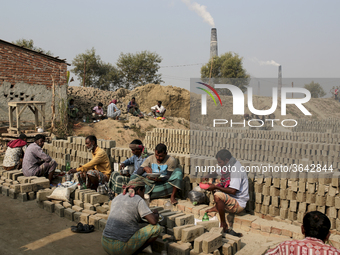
[304, 81, 326, 98]
[72, 48, 120, 90]
[116, 50, 163, 89]
[12, 38, 53, 56]
[201, 52, 250, 94]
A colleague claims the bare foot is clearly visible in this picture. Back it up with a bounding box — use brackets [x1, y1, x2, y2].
[170, 197, 178, 205]
[206, 206, 217, 213]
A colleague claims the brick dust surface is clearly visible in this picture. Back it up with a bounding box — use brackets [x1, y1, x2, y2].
[0, 195, 106, 255]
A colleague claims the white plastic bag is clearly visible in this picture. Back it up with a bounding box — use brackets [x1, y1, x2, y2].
[47, 182, 78, 202]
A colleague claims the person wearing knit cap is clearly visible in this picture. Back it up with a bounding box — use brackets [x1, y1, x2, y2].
[3, 133, 27, 171]
[102, 176, 161, 255]
[108, 139, 147, 195]
[107, 99, 121, 120]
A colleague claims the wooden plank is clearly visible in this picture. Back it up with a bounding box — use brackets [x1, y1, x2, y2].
[33, 103, 45, 118]
[8, 106, 13, 131]
[16, 105, 20, 134]
[28, 105, 35, 114]
[34, 106, 39, 129]
[18, 104, 28, 117]
[8, 101, 46, 106]
[41, 104, 45, 130]
[2, 132, 50, 137]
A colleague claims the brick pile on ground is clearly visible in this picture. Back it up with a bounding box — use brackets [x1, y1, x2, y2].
[142, 127, 340, 227]
[43, 136, 116, 170]
[0, 168, 51, 201]
[36, 188, 111, 231]
[293, 118, 340, 133]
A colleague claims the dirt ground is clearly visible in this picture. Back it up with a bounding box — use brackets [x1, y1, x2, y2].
[0, 195, 106, 255]
[0, 193, 291, 255]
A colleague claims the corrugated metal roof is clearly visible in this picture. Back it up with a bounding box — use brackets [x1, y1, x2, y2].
[0, 39, 70, 66]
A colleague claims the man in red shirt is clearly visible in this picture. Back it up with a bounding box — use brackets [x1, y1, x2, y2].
[266, 211, 340, 255]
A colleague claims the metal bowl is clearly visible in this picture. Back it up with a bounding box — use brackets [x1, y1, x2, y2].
[120, 169, 130, 175]
[146, 173, 161, 178]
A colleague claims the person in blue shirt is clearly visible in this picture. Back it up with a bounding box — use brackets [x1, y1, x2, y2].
[108, 139, 147, 196]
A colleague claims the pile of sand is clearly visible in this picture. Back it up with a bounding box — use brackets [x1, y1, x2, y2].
[73, 115, 189, 148]
[68, 84, 190, 120]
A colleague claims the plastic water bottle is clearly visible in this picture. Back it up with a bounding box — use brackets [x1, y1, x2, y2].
[164, 201, 172, 211]
[202, 212, 209, 221]
[83, 115, 86, 122]
[66, 162, 70, 172]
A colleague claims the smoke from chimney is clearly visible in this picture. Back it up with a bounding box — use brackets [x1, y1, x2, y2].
[210, 28, 218, 59]
[181, 0, 215, 27]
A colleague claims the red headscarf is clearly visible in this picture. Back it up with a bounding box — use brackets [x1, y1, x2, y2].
[7, 139, 27, 148]
[110, 99, 117, 105]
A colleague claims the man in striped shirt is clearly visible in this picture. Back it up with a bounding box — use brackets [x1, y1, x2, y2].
[266, 211, 340, 255]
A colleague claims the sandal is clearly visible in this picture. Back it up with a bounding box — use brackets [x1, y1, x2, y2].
[71, 222, 95, 233]
[225, 229, 243, 237]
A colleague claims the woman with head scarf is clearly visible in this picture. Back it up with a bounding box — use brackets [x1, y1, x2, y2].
[102, 176, 161, 255]
[107, 99, 121, 120]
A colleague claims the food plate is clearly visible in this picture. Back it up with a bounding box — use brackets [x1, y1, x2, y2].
[146, 173, 161, 178]
[142, 214, 164, 222]
[199, 182, 211, 190]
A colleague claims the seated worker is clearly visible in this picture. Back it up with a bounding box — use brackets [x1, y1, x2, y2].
[22, 134, 57, 184]
[127, 97, 143, 118]
[3, 133, 27, 171]
[135, 143, 182, 205]
[68, 99, 79, 119]
[107, 99, 121, 120]
[265, 211, 340, 255]
[205, 149, 249, 237]
[92, 102, 106, 121]
[69, 135, 111, 190]
[151, 101, 166, 118]
[108, 139, 147, 195]
[102, 177, 161, 255]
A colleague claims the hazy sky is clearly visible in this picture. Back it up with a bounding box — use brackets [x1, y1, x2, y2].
[1, 0, 339, 91]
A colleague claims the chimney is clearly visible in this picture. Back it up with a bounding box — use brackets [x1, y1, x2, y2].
[278, 65, 282, 98]
[210, 28, 218, 59]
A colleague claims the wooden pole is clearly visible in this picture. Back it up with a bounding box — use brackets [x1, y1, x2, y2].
[51, 75, 56, 134]
[209, 57, 214, 85]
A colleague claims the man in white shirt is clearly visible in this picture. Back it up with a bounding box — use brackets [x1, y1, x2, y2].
[205, 149, 249, 236]
[107, 99, 121, 120]
[151, 101, 166, 118]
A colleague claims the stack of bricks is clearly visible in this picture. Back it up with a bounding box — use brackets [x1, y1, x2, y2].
[293, 118, 340, 133]
[149, 199, 242, 255]
[43, 136, 116, 171]
[0, 168, 51, 201]
[141, 127, 340, 216]
[253, 171, 340, 231]
[36, 186, 111, 231]
[145, 128, 190, 154]
[150, 198, 340, 253]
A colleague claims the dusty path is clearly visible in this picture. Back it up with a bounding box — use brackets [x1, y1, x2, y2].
[0, 195, 106, 255]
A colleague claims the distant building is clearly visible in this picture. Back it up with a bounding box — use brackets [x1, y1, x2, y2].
[0, 39, 69, 121]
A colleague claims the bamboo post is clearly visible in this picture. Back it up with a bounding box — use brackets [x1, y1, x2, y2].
[51, 75, 56, 134]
